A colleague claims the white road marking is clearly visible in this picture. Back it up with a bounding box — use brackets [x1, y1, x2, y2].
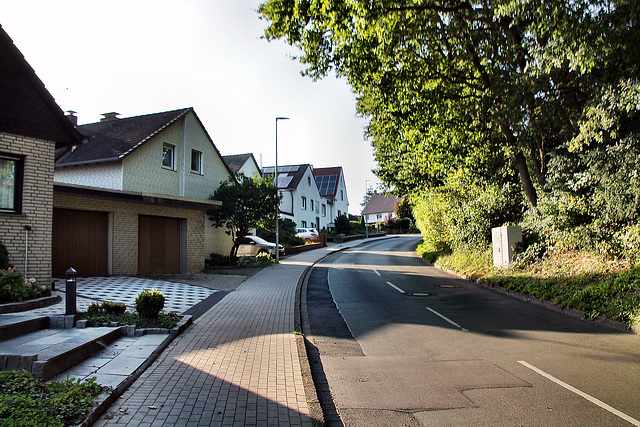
[386, 281, 405, 294]
[518, 360, 640, 426]
[373, 269, 381, 276]
[426, 307, 469, 332]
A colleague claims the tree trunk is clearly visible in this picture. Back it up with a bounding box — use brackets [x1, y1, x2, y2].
[513, 151, 539, 212]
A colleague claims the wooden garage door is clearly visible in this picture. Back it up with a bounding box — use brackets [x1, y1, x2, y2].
[138, 215, 181, 275]
[52, 208, 109, 277]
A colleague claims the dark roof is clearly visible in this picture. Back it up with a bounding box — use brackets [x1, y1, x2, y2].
[362, 192, 401, 215]
[262, 164, 312, 190]
[0, 25, 83, 148]
[223, 153, 260, 175]
[57, 108, 191, 167]
[313, 167, 342, 198]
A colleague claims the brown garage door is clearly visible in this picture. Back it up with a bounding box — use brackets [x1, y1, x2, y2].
[52, 208, 109, 277]
[138, 215, 181, 275]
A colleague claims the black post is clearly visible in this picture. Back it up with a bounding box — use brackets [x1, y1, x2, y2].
[65, 267, 76, 316]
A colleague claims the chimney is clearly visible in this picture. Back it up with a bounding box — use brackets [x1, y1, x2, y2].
[100, 112, 120, 122]
[66, 110, 78, 126]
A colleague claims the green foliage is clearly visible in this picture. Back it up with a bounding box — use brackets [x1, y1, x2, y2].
[0, 240, 10, 270]
[76, 310, 180, 329]
[208, 173, 282, 257]
[236, 253, 275, 268]
[135, 289, 165, 319]
[86, 301, 126, 316]
[334, 215, 351, 235]
[206, 253, 236, 267]
[394, 198, 413, 222]
[0, 370, 108, 426]
[257, 219, 304, 247]
[0, 268, 47, 303]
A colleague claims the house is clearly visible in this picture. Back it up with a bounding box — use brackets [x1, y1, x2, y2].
[362, 191, 401, 226]
[263, 164, 350, 231]
[223, 153, 261, 179]
[313, 167, 349, 229]
[53, 108, 235, 276]
[0, 25, 84, 284]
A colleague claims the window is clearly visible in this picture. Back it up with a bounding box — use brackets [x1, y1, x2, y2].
[301, 220, 308, 227]
[301, 196, 307, 209]
[322, 204, 326, 217]
[162, 143, 175, 170]
[310, 200, 314, 211]
[338, 210, 342, 217]
[308, 177, 311, 186]
[191, 150, 202, 174]
[0, 154, 23, 214]
[340, 190, 344, 201]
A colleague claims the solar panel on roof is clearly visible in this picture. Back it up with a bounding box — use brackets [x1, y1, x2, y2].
[278, 175, 293, 188]
[263, 166, 275, 174]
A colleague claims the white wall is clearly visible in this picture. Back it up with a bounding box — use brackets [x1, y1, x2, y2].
[54, 161, 123, 190]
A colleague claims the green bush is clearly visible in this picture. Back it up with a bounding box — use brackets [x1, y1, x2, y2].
[334, 215, 351, 235]
[0, 371, 108, 426]
[206, 253, 236, 267]
[135, 289, 165, 319]
[0, 268, 47, 303]
[0, 240, 11, 270]
[237, 253, 275, 268]
[86, 301, 126, 315]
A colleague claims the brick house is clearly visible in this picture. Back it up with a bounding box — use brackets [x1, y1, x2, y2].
[0, 25, 83, 284]
[53, 108, 234, 276]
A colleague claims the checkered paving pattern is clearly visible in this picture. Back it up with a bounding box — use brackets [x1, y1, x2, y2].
[30, 277, 218, 316]
[92, 248, 345, 427]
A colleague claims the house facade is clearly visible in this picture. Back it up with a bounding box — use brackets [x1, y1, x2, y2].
[362, 192, 401, 225]
[54, 108, 234, 275]
[223, 153, 261, 179]
[313, 167, 349, 228]
[0, 25, 83, 284]
[264, 164, 349, 231]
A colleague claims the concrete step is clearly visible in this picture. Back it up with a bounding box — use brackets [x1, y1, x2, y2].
[0, 326, 122, 380]
[0, 314, 49, 342]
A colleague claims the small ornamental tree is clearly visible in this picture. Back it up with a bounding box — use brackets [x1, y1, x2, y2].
[208, 173, 282, 258]
[394, 197, 414, 222]
[334, 214, 351, 235]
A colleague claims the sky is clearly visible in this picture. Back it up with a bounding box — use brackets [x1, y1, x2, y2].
[0, 0, 380, 215]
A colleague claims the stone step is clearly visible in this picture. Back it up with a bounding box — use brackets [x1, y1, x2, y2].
[0, 326, 122, 380]
[0, 314, 49, 342]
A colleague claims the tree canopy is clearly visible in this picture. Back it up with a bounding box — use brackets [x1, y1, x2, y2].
[259, 0, 640, 212]
[208, 174, 282, 257]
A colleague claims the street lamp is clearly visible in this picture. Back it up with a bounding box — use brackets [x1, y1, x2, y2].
[275, 117, 289, 263]
[365, 179, 372, 239]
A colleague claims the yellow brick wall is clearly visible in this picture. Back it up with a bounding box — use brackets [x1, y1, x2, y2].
[0, 132, 55, 285]
[53, 194, 205, 274]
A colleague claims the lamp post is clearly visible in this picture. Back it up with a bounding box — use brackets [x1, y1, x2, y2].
[275, 117, 289, 263]
[365, 179, 372, 239]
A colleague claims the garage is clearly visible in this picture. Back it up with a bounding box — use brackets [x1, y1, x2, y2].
[52, 208, 109, 277]
[138, 215, 182, 275]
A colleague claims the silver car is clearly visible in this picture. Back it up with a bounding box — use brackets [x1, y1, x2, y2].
[237, 235, 285, 258]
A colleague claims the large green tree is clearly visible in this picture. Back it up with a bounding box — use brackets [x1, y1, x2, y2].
[208, 174, 282, 257]
[259, 0, 640, 210]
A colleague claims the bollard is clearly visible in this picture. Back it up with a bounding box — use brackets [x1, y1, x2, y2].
[65, 267, 77, 316]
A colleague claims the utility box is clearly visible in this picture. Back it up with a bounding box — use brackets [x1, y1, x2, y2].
[492, 226, 522, 267]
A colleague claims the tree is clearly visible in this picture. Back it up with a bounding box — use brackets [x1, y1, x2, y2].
[334, 214, 351, 235]
[208, 173, 282, 258]
[394, 197, 413, 222]
[258, 0, 640, 210]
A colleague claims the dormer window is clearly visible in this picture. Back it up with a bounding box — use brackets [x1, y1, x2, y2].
[162, 143, 175, 170]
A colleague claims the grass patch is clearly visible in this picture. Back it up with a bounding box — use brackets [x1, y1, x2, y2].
[418, 244, 640, 326]
[75, 310, 181, 329]
[0, 371, 108, 426]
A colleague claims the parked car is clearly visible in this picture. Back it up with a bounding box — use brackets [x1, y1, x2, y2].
[237, 235, 285, 258]
[295, 227, 319, 243]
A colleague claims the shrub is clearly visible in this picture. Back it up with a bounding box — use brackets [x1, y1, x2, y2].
[206, 253, 236, 267]
[0, 240, 10, 270]
[334, 215, 351, 235]
[237, 253, 275, 268]
[0, 268, 47, 303]
[135, 289, 165, 319]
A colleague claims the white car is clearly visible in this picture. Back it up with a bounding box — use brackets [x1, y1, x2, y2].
[237, 235, 284, 258]
[295, 227, 319, 243]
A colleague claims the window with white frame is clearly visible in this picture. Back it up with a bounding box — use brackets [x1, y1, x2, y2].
[191, 150, 202, 174]
[301, 220, 307, 227]
[162, 143, 175, 170]
[322, 204, 326, 216]
[340, 190, 344, 200]
[301, 196, 307, 209]
[310, 200, 314, 211]
[0, 153, 23, 214]
[308, 176, 311, 186]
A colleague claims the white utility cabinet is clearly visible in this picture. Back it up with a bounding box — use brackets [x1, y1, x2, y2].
[492, 225, 522, 267]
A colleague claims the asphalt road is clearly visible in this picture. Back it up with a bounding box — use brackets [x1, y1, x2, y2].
[305, 235, 640, 426]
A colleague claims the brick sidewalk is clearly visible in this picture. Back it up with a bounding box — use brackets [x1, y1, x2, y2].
[93, 246, 351, 427]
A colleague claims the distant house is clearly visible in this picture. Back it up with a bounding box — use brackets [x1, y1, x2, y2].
[223, 153, 261, 179]
[53, 108, 234, 276]
[0, 25, 83, 284]
[313, 166, 349, 229]
[362, 192, 401, 226]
